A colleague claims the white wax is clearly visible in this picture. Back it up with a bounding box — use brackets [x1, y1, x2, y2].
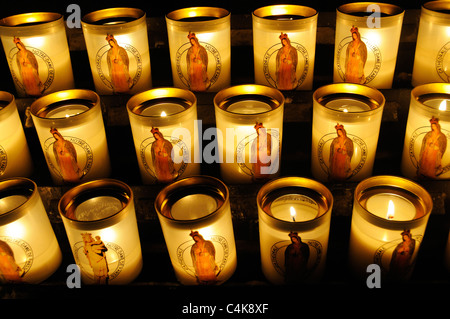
[45, 104, 90, 118]
[0, 195, 28, 214]
[226, 100, 272, 114]
[270, 194, 318, 222]
[365, 193, 416, 221]
[74, 196, 123, 221]
[326, 98, 372, 112]
[140, 103, 186, 116]
[171, 194, 218, 220]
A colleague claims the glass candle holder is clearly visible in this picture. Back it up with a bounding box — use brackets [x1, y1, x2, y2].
[257, 176, 333, 285]
[58, 179, 143, 285]
[412, 1, 450, 86]
[401, 83, 450, 180]
[30, 89, 111, 185]
[154, 175, 237, 285]
[0, 178, 62, 284]
[333, 3, 404, 89]
[252, 5, 318, 91]
[214, 84, 285, 184]
[166, 7, 231, 92]
[348, 175, 433, 281]
[0, 12, 74, 97]
[0, 91, 33, 179]
[81, 7, 152, 95]
[127, 87, 200, 184]
[311, 83, 385, 183]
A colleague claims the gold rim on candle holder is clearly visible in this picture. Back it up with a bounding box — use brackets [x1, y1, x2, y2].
[127, 87, 196, 124]
[0, 12, 63, 32]
[0, 177, 38, 224]
[30, 89, 100, 121]
[155, 175, 229, 226]
[58, 179, 133, 230]
[354, 175, 433, 229]
[253, 4, 318, 26]
[337, 2, 404, 19]
[214, 84, 285, 116]
[0, 91, 15, 120]
[313, 83, 385, 114]
[81, 7, 146, 29]
[166, 7, 230, 25]
[257, 176, 333, 231]
[411, 83, 450, 119]
[422, 1, 450, 20]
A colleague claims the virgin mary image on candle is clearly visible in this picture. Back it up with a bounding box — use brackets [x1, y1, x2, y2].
[251, 122, 274, 181]
[276, 33, 298, 91]
[151, 127, 177, 183]
[417, 116, 447, 179]
[0, 239, 23, 283]
[329, 123, 354, 181]
[186, 32, 210, 92]
[81, 233, 109, 284]
[51, 127, 84, 183]
[389, 230, 416, 280]
[284, 231, 310, 283]
[106, 34, 133, 94]
[13, 37, 44, 96]
[190, 231, 219, 285]
[344, 26, 367, 84]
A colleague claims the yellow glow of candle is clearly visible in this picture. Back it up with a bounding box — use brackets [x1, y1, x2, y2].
[290, 206, 296, 221]
[439, 100, 447, 111]
[161, 111, 167, 117]
[386, 199, 395, 220]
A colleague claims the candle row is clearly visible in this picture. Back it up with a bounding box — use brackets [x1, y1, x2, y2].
[1, 81, 449, 186]
[0, 2, 449, 98]
[0, 174, 442, 286]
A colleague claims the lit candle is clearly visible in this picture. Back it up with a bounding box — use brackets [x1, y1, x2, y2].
[58, 179, 143, 285]
[30, 89, 111, 185]
[252, 5, 318, 90]
[257, 177, 333, 284]
[311, 83, 385, 182]
[412, 1, 450, 86]
[127, 88, 200, 184]
[155, 176, 237, 285]
[348, 175, 433, 281]
[81, 8, 152, 95]
[0, 12, 74, 97]
[0, 91, 33, 179]
[401, 83, 450, 180]
[166, 7, 231, 92]
[214, 84, 284, 184]
[333, 3, 404, 89]
[0, 178, 62, 284]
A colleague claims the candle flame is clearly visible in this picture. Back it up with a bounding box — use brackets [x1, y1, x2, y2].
[290, 206, 296, 222]
[386, 200, 395, 220]
[160, 111, 167, 117]
[439, 100, 447, 111]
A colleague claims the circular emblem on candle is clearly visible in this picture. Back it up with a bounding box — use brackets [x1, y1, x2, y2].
[436, 41, 450, 83]
[373, 230, 423, 280]
[72, 233, 125, 284]
[262, 33, 309, 90]
[0, 237, 33, 283]
[175, 32, 221, 92]
[44, 130, 93, 184]
[95, 34, 142, 94]
[0, 145, 6, 176]
[176, 233, 229, 284]
[317, 126, 368, 181]
[139, 130, 189, 183]
[270, 234, 322, 282]
[8, 37, 55, 96]
[407, 117, 450, 179]
[236, 126, 280, 179]
[335, 28, 382, 85]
